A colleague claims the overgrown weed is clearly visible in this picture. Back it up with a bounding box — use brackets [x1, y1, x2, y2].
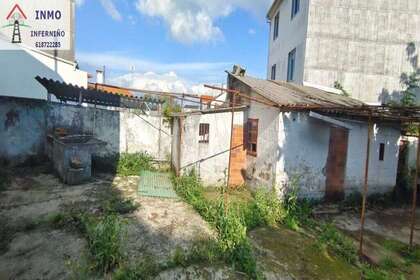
[0, 168, 11, 191]
[173, 171, 262, 278]
[81, 214, 125, 273]
[117, 152, 154, 176]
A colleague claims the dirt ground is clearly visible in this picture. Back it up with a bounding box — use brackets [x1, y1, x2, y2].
[0, 168, 238, 280]
[3, 167, 420, 279]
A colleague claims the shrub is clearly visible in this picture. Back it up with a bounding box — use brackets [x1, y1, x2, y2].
[82, 214, 125, 273]
[173, 173, 261, 278]
[241, 189, 284, 229]
[117, 153, 154, 176]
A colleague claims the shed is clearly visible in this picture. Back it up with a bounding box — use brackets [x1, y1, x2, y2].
[228, 73, 402, 200]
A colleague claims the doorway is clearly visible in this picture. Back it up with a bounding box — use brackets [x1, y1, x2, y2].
[325, 126, 349, 202]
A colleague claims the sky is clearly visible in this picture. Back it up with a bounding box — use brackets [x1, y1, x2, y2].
[75, 0, 273, 94]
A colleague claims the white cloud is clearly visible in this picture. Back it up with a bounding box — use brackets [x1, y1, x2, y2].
[248, 28, 256, 35]
[110, 71, 217, 96]
[135, 0, 273, 44]
[100, 0, 122, 21]
[77, 51, 231, 82]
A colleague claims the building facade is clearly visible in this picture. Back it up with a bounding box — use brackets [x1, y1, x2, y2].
[267, 0, 420, 104]
[228, 73, 401, 200]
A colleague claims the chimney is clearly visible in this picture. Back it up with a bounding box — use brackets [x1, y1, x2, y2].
[96, 66, 106, 84]
[232, 65, 246, 76]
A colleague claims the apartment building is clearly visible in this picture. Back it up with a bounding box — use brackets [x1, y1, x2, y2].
[267, 0, 420, 104]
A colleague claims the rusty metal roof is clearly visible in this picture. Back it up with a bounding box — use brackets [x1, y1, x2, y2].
[230, 74, 365, 108]
[36, 76, 162, 108]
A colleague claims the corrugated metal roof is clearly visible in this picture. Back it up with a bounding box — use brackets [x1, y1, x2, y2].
[36, 76, 162, 109]
[230, 74, 365, 108]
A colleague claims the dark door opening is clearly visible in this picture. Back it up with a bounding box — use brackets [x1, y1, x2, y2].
[325, 126, 349, 202]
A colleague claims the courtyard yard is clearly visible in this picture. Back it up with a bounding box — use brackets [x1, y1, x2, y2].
[1, 163, 420, 280]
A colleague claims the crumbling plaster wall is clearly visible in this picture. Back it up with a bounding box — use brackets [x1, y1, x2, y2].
[0, 97, 47, 165]
[245, 96, 281, 192]
[240, 86, 401, 199]
[0, 96, 171, 166]
[176, 111, 244, 186]
[275, 112, 401, 199]
[48, 104, 171, 160]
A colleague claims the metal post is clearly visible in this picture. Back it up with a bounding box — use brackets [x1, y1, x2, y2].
[176, 117, 183, 177]
[359, 113, 373, 256]
[409, 126, 420, 247]
[225, 93, 236, 214]
[181, 94, 184, 112]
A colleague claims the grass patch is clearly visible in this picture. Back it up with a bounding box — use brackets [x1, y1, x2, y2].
[117, 153, 154, 176]
[0, 168, 11, 191]
[81, 214, 125, 273]
[114, 240, 222, 280]
[316, 223, 358, 265]
[173, 172, 289, 279]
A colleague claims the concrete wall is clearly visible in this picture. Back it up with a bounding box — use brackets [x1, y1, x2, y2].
[0, 37, 87, 101]
[275, 112, 401, 199]
[268, 0, 420, 104]
[0, 97, 47, 165]
[237, 84, 401, 199]
[268, 0, 310, 83]
[174, 110, 245, 186]
[0, 96, 171, 166]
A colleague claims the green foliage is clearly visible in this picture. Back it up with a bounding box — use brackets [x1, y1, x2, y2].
[117, 153, 154, 176]
[250, 189, 285, 228]
[113, 256, 160, 280]
[82, 214, 125, 273]
[334, 81, 351, 97]
[173, 172, 261, 278]
[47, 211, 84, 232]
[362, 265, 390, 280]
[379, 257, 398, 271]
[400, 246, 420, 265]
[102, 189, 139, 215]
[317, 223, 358, 265]
[162, 99, 182, 123]
[0, 168, 11, 191]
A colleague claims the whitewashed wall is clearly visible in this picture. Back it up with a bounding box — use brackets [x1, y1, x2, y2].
[244, 101, 401, 199]
[174, 110, 244, 186]
[0, 37, 87, 100]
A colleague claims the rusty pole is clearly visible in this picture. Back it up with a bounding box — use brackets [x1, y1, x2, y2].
[359, 113, 373, 256]
[409, 126, 420, 247]
[225, 92, 236, 214]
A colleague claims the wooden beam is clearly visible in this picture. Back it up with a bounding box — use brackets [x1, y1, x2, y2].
[359, 113, 373, 256]
[410, 127, 420, 247]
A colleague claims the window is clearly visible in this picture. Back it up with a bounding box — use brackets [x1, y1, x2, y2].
[271, 64, 277, 80]
[199, 123, 210, 143]
[379, 143, 385, 161]
[273, 12, 279, 40]
[247, 119, 259, 156]
[291, 0, 300, 19]
[287, 48, 296, 82]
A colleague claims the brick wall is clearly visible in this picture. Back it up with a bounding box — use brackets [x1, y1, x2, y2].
[228, 125, 246, 187]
